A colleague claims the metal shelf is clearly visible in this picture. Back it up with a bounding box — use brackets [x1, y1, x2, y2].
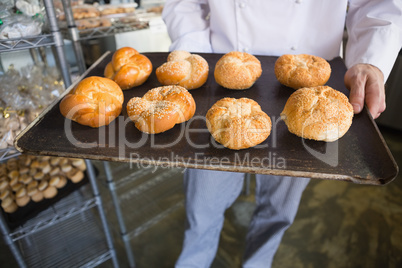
[104, 166, 185, 234]
[99, 162, 184, 267]
[9, 191, 98, 241]
[0, 147, 21, 163]
[16, 204, 113, 268]
[62, 21, 149, 41]
[0, 34, 56, 52]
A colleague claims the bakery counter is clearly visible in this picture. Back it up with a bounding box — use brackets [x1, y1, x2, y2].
[15, 52, 399, 185]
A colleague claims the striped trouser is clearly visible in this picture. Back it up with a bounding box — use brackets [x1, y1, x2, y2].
[175, 169, 310, 268]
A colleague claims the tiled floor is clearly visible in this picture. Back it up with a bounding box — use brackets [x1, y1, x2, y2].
[1, 124, 401, 268]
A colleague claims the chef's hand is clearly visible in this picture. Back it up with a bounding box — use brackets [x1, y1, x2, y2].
[344, 63, 385, 119]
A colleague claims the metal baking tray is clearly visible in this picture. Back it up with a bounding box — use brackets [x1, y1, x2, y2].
[15, 52, 399, 185]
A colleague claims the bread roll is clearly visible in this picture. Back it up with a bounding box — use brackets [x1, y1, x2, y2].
[206, 98, 271, 150]
[31, 191, 44, 202]
[72, 159, 86, 171]
[104, 47, 153, 90]
[20, 174, 32, 185]
[59, 76, 124, 128]
[43, 186, 58, 199]
[49, 167, 61, 176]
[0, 180, 9, 191]
[40, 162, 51, 174]
[0, 189, 12, 200]
[280, 86, 353, 142]
[27, 187, 38, 197]
[156, 50, 209, 90]
[214, 51, 262, 90]
[68, 170, 84, 183]
[56, 176, 68, 189]
[1, 199, 18, 213]
[50, 157, 61, 166]
[127, 85, 196, 134]
[34, 172, 44, 181]
[274, 54, 331, 89]
[16, 195, 30, 207]
[38, 180, 48, 192]
[61, 164, 72, 173]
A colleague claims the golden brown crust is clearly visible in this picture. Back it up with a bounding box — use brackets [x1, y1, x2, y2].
[280, 86, 353, 142]
[59, 76, 124, 128]
[43, 186, 58, 199]
[127, 85, 196, 134]
[206, 98, 271, 150]
[16, 195, 30, 207]
[156, 50, 209, 90]
[274, 54, 331, 89]
[56, 176, 68, 189]
[68, 170, 84, 184]
[104, 47, 153, 90]
[214, 51, 262, 90]
[1, 199, 18, 213]
[31, 191, 44, 202]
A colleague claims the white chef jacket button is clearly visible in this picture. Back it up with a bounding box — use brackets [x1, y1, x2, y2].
[239, 3, 246, 8]
[291, 46, 297, 50]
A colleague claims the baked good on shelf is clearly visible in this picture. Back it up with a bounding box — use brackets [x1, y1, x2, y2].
[16, 195, 30, 207]
[56, 176, 68, 189]
[214, 51, 262, 90]
[59, 76, 124, 128]
[1, 197, 18, 213]
[43, 186, 58, 199]
[61, 164, 72, 173]
[31, 192, 44, 202]
[76, 18, 101, 30]
[206, 98, 271, 150]
[280, 86, 353, 142]
[68, 170, 84, 184]
[104, 47, 153, 90]
[0, 189, 12, 200]
[156, 50, 209, 90]
[49, 167, 61, 176]
[274, 54, 331, 89]
[126, 85, 196, 134]
[0, 180, 8, 191]
[72, 159, 86, 171]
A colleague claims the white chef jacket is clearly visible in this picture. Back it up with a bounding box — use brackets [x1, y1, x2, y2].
[162, 0, 402, 80]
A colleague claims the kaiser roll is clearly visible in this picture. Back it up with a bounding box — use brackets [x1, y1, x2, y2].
[127, 85, 196, 134]
[59, 76, 124, 128]
[214, 51, 262, 90]
[280, 86, 353, 142]
[274, 54, 331, 89]
[156, 50, 209, 90]
[206, 98, 271, 150]
[104, 47, 152, 90]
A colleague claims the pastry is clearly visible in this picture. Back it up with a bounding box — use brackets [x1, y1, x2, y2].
[104, 47, 153, 90]
[126, 85, 196, 134]
[156, 50, 209, 90]
[206, 98, 272, 150]
[43, 186, 58, 199]
[280, 86, 353, 141]
[214, 51, 262, 90]
[274, 54, 331, 89]
[59, 76, 124, 128]
[68, 170, 84, 183]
